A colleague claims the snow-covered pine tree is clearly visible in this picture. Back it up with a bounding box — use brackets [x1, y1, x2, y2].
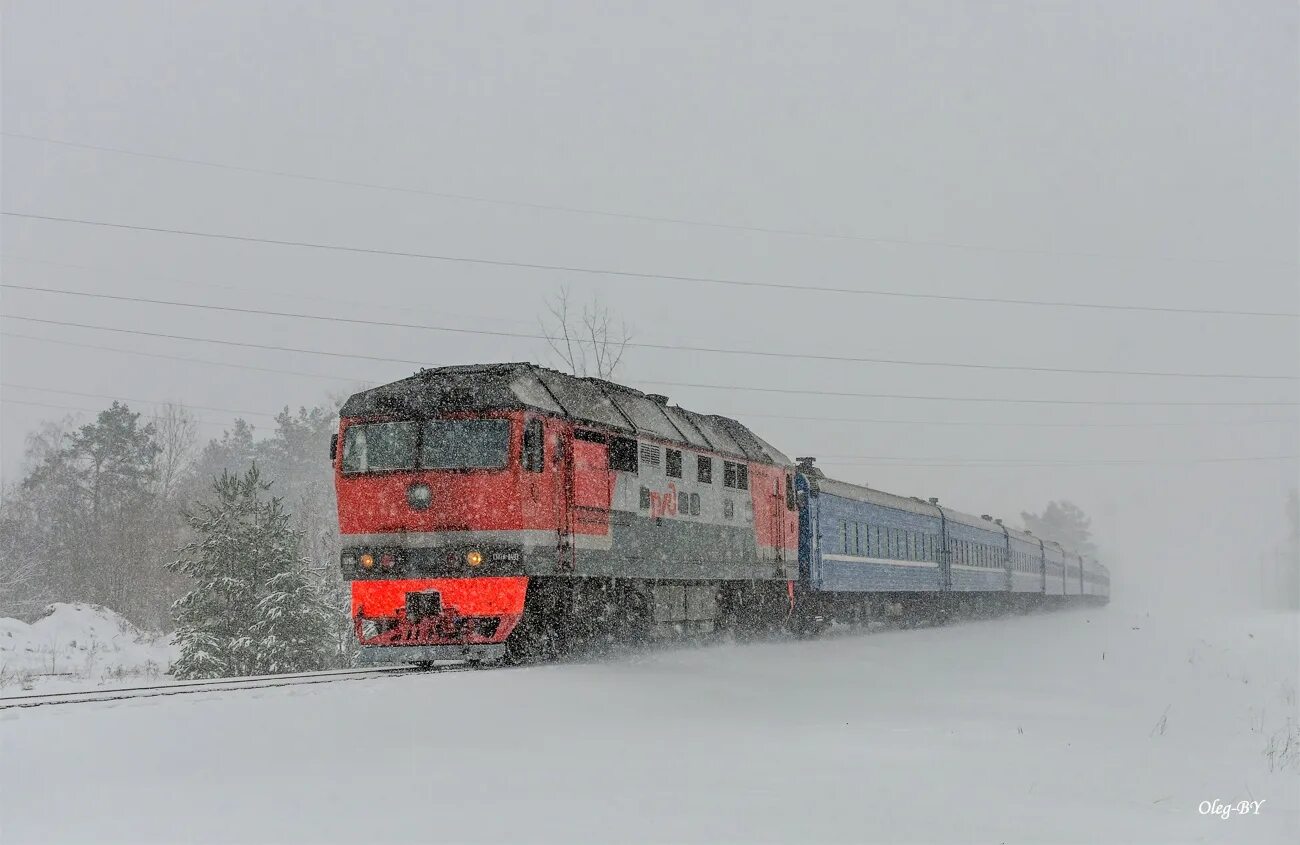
[250, 554, 336, 676]
[168, 464, 332, 679]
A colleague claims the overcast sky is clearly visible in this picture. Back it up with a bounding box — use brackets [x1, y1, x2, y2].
[3, 1, 1296, 605]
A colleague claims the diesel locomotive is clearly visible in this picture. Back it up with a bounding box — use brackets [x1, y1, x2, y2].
[333, 363, 1109, 664]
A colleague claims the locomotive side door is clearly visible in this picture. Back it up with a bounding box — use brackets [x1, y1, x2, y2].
[564, 428, 613, 572]
[770, 472, 786, 563]
[553, 423, 576, 572]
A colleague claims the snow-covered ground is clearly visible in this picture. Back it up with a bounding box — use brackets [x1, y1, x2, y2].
[0, 603, 175, 693]
[1, 606, 1296, 844]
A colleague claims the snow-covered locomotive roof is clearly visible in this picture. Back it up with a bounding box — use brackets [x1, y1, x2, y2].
[340, 362, 791, 465]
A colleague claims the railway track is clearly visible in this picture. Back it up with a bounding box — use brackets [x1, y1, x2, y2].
[0, 663, 474, 711]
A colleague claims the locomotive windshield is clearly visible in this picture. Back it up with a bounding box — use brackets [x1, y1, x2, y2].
[341, 418, 510, 473]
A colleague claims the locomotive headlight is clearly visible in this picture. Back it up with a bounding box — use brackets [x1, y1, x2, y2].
[359, 553, 375, 570]
[465, 550, 483, 567]
[406, 483, 432, 511]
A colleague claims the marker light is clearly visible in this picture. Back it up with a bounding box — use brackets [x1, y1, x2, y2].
[380, 553, 396, 569]
[359, 553, 375, 570]
[406, 483, 432, 510]
[466, 550, 483, 567]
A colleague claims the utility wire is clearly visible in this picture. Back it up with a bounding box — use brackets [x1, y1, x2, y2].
[0, 382, 279, 420]
[0, 254, 535, 330]
[4, 281, 1295, 381]
[636, 377, 1300, 407]
[819, 454, 1299, 465]
[8, 131, 1290, 269]
[2, 313, 1296, 407]
[0, 397, 248, 431]
[734, 410, 1299, 430]
[6, 330, 1293, 430]
[5, 211, 1296, 319]
[0, 329, 372, 384]
[818, 455, 1299, 469]
[1, 387, 1290, 468]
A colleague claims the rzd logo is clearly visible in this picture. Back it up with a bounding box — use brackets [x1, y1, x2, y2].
[649, 483, 678, 518]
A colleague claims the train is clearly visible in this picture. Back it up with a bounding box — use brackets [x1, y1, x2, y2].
[333, 362, 1109, 664]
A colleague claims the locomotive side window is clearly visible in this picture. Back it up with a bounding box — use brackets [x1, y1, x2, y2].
[421, 419, 510, 469]
[722, 461, 749, 489]
[665, 449, 682, 478]
[522, 419, 544, 473]
[785, 474, 796, 510]
[697, 456, 713, 483]
[608, 435, 638, 472]
[342, 421, 417, 473]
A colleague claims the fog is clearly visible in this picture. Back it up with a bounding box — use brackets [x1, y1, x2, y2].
[3, 0, 1297, 617]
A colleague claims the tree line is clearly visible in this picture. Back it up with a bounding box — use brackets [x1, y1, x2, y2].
[0, 400, 352, 674]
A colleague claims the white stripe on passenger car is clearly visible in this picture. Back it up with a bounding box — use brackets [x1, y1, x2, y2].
[822, 554, 938, 569]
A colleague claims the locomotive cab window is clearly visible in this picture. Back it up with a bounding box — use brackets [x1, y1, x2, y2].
[342, 421, 416, 473]
[342, 418, 509, 473]
[421, 419, 510, 469]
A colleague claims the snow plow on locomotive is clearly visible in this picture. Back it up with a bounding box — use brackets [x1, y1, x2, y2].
[334, 363, 1109, 665]
[334, 363, 799, 665]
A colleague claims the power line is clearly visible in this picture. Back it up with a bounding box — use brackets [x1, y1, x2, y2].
[735, 410, 1299, 430]
[1, 314, 431, 367]
[637, 377, 1300, 408]
[5, 210, 1296, 320]
[0, 397, 248, 431]
[8, 131, 1290, 269]
[6, 330, 1292, 431]
[5, 281, 1296, 381]
[818, 455, 1299, 469]
[2, 313, 1296, 408]
[0, 383, 279, 420]
[0, 254, 536, 331]
[0, 329, 373, 384]
[818, 454, 1299, 466]
[5, 395, 1289, 469]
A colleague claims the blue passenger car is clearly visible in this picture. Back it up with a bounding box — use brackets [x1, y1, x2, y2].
[794, 462, 1108, 616]
[797, 472, 944, 593]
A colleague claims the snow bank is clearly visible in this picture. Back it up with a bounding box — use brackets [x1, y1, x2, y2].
[1, 607, 1295, 843]
[0, 603, 174, 688]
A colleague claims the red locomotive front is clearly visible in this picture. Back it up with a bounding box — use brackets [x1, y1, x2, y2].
[334, 363, 799, 665]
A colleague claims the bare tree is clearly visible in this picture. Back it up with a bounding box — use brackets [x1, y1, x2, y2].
[540, 285, 632, 379]
[152, 403, 198, 500]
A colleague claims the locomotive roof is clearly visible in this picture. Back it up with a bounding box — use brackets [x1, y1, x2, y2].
[339, 362, 791, 465]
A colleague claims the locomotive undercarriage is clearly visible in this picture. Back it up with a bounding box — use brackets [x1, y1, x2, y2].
[500, 576, 793, 663]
